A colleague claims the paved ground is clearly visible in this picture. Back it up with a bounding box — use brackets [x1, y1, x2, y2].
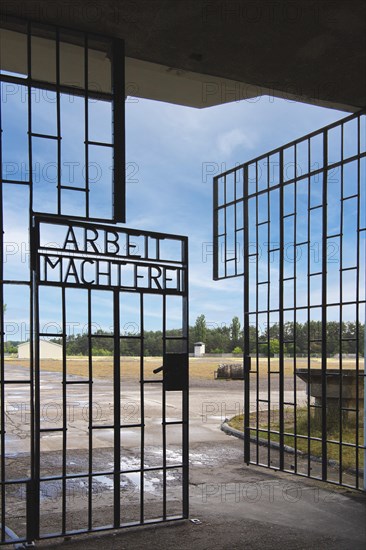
[2, 365, 366, 549]
[4, 365, 307, 454]
[36, 441, 366, 550]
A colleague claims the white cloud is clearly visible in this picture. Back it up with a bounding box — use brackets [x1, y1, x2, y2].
[216, 128, 254, 156]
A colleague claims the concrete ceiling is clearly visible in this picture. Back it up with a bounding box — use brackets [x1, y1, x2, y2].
[0, 0, 365, 110]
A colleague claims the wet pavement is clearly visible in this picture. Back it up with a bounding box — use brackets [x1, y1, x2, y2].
[1, 365, 365, 548]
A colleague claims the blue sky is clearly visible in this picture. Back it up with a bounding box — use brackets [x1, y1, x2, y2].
[3, 82, 363, 338]
[124, 96, 349, 328]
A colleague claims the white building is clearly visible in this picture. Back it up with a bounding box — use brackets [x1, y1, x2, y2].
[194, 342, 205, 357]
[18, 340, 63, 360]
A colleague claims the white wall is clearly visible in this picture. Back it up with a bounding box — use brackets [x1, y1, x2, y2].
[18, 341, 63, 360]
[194, 344, 205, 357]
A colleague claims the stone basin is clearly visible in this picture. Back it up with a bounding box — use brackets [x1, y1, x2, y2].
[296, 368, 364, 422]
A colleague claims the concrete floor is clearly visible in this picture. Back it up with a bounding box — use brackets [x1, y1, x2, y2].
[4, 365, 307, 454]
[2, 365, 366, 549]
[36, 440, 366, 549]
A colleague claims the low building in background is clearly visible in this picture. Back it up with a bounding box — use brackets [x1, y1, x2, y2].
[194, 342, 205, 357]
[18, 340, 63, 360]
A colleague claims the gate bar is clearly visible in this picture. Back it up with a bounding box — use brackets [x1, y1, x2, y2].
[321, 129, 328, 481]
[112, 38, 126, 223]
[182, 238, 189, 518]
[113, 290, 121, 527]
[279, 149, 285, 470]
[33, 228, 41, 541]
[243, 165, 250, 464]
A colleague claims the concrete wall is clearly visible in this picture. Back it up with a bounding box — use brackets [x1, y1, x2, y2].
[18, 340, 63, 360]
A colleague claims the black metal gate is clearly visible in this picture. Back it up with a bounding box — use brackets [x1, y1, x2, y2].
[31, 217, 189, 541]
[214, 110, 366, 490]
[0, 17, 189, 546]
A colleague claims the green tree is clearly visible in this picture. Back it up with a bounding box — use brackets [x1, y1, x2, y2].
[269, 338, 280, 357]
[205, 325, 230, 352]
[230, 316, 241, 348]
[194, 314, 207, 343]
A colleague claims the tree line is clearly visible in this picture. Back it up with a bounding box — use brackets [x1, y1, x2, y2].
[44, 315, 364, 357]
[3, 314, 364, 357]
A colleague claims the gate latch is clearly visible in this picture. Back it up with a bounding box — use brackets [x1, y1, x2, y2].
[153, 353, 188, 391]
[244, 355, 251, 372]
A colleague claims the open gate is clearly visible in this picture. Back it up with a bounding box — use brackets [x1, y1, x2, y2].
[214, 110, 366, 490]
[0, 17, 188, 546]
[31, 217, 189, 540]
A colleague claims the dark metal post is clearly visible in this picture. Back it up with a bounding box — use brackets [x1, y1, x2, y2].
[112, 38, 126, 223]
[32, 221, 41, 541]
[113, 289, 121, 527]
[182, 237, 189, 518]
[279, 149, 285, 470]
[243, 165, 250, 464]
[321, 130, 328, 481]
[213, 176, 219, 280]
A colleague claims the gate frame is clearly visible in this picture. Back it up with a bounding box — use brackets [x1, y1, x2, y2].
[0, 17, 126, 545]
[29, 215, 189, 543]
[213, 109, 366, 491]
[0, 16, 189, 545]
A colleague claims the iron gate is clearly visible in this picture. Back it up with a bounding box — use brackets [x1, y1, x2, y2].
[0, 17, 189, 546]
[214, 110, 366, 490]
[0, 216, 189, 546]
[31, 217, 189, 541]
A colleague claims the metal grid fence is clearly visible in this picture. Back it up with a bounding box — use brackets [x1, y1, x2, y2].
[0, 17, 189, 546]
[214, 110, 366, 490]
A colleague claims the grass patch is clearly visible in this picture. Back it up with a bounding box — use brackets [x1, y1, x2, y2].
[228, 408, 364, 471]
[6, 356, 359, 381]
[6, 357, 241, 381]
